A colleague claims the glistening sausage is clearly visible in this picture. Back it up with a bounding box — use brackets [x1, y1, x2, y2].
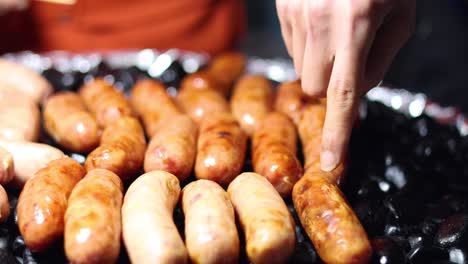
[252, 112, 302, 197]
[17, 157, 85, 251]
[195, 113, 246, 187]
[176, 88, 230, 125]
[122, 171, 187, 264]
[65, 169, 123, 264]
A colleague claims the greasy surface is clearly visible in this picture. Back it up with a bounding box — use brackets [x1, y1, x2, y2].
[274, 80, 306, 125]
[252, 112, 302, 197]
[0, 184, 9, 223]
[0, 146, 14, 185]
[65, 169, 123, 264]
[206, 52, 246, 96]
[0, 140, 65, 188]
[228, 173, 295, 264]
[17, 157, 85, 252]
[43, 92, 100, 153]
[195, 113, 247, 187]
[293, 172, 372, 264]
[231, 75, 274, 136]
[85, 117, 146, 181]
[130, 79, 181, 137]
[0, 59, 53, 104]
[182, 180, 239, 264]
[144, 114, 197, 182]
[79, 78, 134, 128]
[0, 88, 40, 142]
[122, 171, 187, 264]
[176, 88, 230, 125]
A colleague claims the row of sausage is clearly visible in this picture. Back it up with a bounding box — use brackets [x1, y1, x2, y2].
[0, 54, 372, 264]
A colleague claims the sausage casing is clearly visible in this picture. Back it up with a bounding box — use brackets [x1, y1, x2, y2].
[195, 113, 247, 187]
[231, 75, 274, 136]
[292, 172, 372, 264]
[130, 79, 181, 137]
[17, 157, 85, 251]
[176, 88, 230, 125]
[0, 185, 9, 223]
[252, 112, 302, 197]
[228, 172, 295, 264]
[122, 171, 187, 264]
[180, 71, 219, 93]
[65, 169, 123, 264]
[182, 180, 239, 264]
[85, 117, 146, 181]
[79, 78, 134, 128]
[0, 146, 14, 185]
[0, 140, 65, 188]
[43, 91, 100, 153]
[206, 52, 246, 96]
[0, 59, 53, 104]
[144, 114, 197, 182]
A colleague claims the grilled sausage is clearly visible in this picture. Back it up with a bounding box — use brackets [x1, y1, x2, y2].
[293, 172, 372, 264]
[195, 113, 247, 187]
[0, 185, 9, 223]
[231, 75, 274, 136]
[122, 171, 187, 264]
[43, 91, 100, 153]
[0, 89, 40, 142]
[0, 59, 53, 104]
[17, 157, 85, 251]
[85, 117, 146, 181]
[182, 180, 239, 264]
[180, 71, 219, 93]
[176, 88, 230, 125]
[0, 140, 65, 188]
[252, 112, 302, 197]
[65, 169, 123, 264]
[144, 114, 197, 182]
[130, 79, 181, 137]
[0, 146, 14, 185]
[227, 172, 295, 264]
[206, 52, 246, 96]
[275, 80, 308, 125]
[79, 78, 134, 128]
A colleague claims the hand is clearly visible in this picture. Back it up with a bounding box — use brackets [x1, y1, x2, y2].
[0, 0, 28, 15]
[277, 0, 415, 172]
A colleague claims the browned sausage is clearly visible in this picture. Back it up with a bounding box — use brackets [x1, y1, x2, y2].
[0, 88, 40, 142]
[206, 51, 246, 96]
[0, 59, 53, 104]
[0, 185, 9, 223]
[144, 114, 197, 182]
[17, 157, 85, 251]
[0, 146, 14, 185]
[130, 79, 181, 137]
[79, 78, 134, 128]
[176, 88, 230, 125]
[293, 172, 372, 264]
[85, 117, 146, 181]
[275, 80, 305, 125]
[182, 180, 239, 264]
[65, 169, 123, 264]
[228, 172, 295, 264]
[122, 171, 187, 264]
[231, 75, 274, 136]
[43, 91, 100, 153]
[195, 113, 247, 187]
[252, 112, 302, 197]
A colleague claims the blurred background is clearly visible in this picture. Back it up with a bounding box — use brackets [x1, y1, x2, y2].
[243, 0, 468, 113]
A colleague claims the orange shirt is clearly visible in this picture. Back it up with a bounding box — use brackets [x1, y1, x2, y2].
[0, 0, 245, 54]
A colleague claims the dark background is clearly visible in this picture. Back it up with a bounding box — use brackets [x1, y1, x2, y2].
[242, 0, 468, 113]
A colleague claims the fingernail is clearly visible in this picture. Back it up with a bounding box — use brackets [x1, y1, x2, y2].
[321, 151, 337, 172]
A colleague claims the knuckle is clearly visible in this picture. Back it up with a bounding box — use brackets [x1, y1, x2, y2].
[328, 78, 357, 109]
